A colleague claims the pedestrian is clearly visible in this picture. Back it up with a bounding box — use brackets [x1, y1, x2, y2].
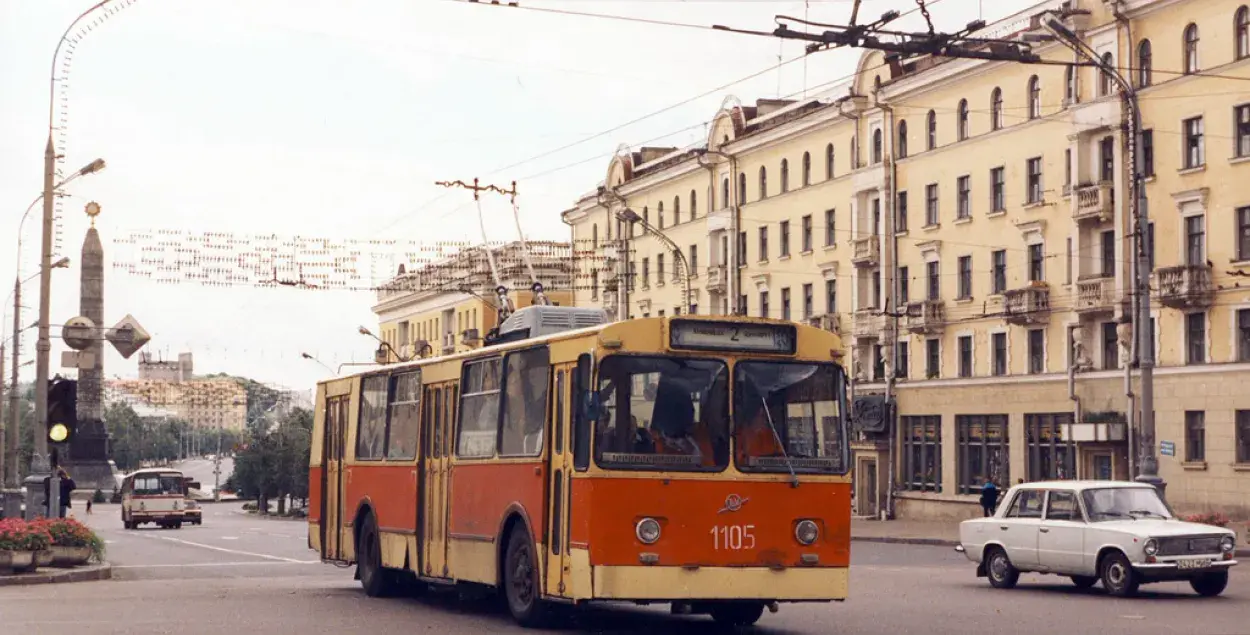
[42, 468, 76, 518]
[979, 480, 999, 517]
[86, 498, 93, 515]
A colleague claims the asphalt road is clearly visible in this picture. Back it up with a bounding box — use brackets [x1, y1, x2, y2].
[2, 503, 1247, 634]
[173, 457, 236, 495]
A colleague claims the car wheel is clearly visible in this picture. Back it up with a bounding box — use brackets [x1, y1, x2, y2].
[503, 526, 550, 627]
[985, 547, 1019, 589]
[1070, 575, 1098, 589]
[357, 515, 398, 597]
[1100, 552, 1139, 597]
[709, 602, 766, 627]
[1189, 571, 1228, 597]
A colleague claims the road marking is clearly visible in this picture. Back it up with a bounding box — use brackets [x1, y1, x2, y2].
[221, 536, 239, 540]
[134, 534, 309, 563]
[112, 560, 321, 569]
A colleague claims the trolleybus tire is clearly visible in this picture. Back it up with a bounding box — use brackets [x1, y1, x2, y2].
[357, 514, 399, 598]
[503, 527, 550, 628]
[709, 602, 765, 627]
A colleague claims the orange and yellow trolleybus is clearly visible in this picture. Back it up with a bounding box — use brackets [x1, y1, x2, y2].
[309, 307, 851, 627]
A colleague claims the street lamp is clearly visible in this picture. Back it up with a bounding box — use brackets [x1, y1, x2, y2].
[616, 208, 694, 314]
[300, 352, 335, 374]
[358, 326, 407, 363]
[1040, 13, 1161, 495]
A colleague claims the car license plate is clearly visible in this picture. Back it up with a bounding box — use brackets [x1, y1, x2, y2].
[1177, 559, 1210, 570]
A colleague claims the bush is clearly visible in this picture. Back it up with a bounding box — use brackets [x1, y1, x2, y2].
[242, 502, 258, 512]
[1183, 512, 1231, 527]
[37, 518, 106, 562]
[91, 489, 106, 504]
[0, 519, 53, 552]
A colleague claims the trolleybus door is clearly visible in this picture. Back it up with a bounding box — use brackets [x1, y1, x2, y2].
[544, 365, 575, 597]
[322, 396, 348, 560]
[422, 385, 454, 578]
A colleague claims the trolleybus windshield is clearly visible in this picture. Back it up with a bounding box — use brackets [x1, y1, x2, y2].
[733, 362, 849, 474]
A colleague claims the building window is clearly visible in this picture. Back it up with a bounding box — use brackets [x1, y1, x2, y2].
[1064, 148, 1072, 193]
[925, 183, 939, 226]
[1239, 6, 1250, 59]
[758, 166, 768, 199]
[1184, 23, 1200, 74]
[801, 215, 813, 252]
[1185, 411, 1205, 462]
[802, 283, 813, 319]
[1028, 328, 1045, 374]
[1184, 116, 1205, 169]
[1185, 214, 1205, 266]
[956, 175, 971, 219]
[1142, 129, 1155, 176]
[1065, 64, 1077, 104]
[737, 231, 747, 266]
[958, 335, 973, 378]
[825, 143, 835, 180]
[690, 189, 697, 219]
[779, 220, 791, 257]
[758, 227, 768, 261]
[957, 99, 969, 141]
[1237, 410, 1250, 464]
[1099, 136, 1114, 183]
[660, 202, 668, 229]
[781, 288, 792, 321]
[738, 172, 747, 204]
[991, 250, 1006, 294]
[824, 209, 836, 246]
[873, 345, 885, 380]
[1099, 52, 1115, 97]
[657, 254, 665, 281]
[759, 291, 770, 319]
[1101, 230, 1116, 276]
[1026, 413, 1075, 481]
[872, 270, 883, 309]
[901, 416, 941, 492]
[591, 270, 599, 298]
[825, 279, 837, 315]
[872, 129, 883, 164]
[897, 191, 909, 232]
[926, 261, 940, 301]
[1138, 39, 1153, 87]
[642, 257, 650, 287]
[722, 177, 730, 209]
[926, 338, 940, 379]
[1102, 321, 1120, 370]
[689, 245, 698, 274]
[1027, 76, 1041, 119]
[1238, 308, 1250, 361]
[1028, 243, 1044, 282]
[992, 332, 1007, 376]
[780, 159, 789, 193]
[897, 120, 908, 158]
[898, 266, 910, 305]
[1186, 311, 1206, 364]
[927, 110, 937, 149]
[957, 255, 972, 299]
[1026, 157, 1043, 204]
[1237, 106, 1250, 158]
[983, 168, 1003, 215]
[802, 152, 811, 186]
[957, 414, 1010, 492]
[990, 88, 1003, 130]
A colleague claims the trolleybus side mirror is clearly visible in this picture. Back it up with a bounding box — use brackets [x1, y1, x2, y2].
[572, 353, 593, 471]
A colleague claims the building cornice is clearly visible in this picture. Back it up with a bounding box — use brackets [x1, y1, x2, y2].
[721, 104, 851, 158]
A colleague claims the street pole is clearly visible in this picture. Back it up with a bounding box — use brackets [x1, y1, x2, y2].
[6, 281, 19, 488]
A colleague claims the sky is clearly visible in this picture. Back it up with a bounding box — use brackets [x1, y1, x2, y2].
[0, 0, 1029, 390]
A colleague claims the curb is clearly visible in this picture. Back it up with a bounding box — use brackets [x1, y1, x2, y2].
[851, 535, 1250, 558]
[0, 563, 112, 587]
[230, 511, 306, 522]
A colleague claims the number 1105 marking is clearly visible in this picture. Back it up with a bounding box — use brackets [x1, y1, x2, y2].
[710, 524, 756, 550]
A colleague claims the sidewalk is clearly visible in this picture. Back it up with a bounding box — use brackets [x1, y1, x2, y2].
[0, 563, 112, 587]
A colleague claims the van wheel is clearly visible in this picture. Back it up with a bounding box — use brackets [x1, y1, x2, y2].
[710, 602, 765, 626]
[985, 547, 1019, 589]
[1100, 551, 1139, 597]
[357, 514, 398, 597]
[503, 527, 549, 627]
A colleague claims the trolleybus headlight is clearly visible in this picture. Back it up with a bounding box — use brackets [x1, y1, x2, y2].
[636, 518, 661, 544]
[795, 520, 820, 545]
[1220, 536, 1235, 553]
[1143, 539, 1158, 556]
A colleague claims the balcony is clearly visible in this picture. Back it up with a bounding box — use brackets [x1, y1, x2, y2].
[1154, 264, 1214, 309]
[852, 237, 880, 268]
[852, 309, 885, 340]
[707, 265, 728, 292]
[1003, 284, 1050, 325]
[807, 313, 842, 334]
[442, 332, 456, 352]
[1076, 276, 1116, 314]
[1073, 182, 1113, 223]
[903, 300, 945, 335]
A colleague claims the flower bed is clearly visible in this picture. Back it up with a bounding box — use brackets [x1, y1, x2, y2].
[0, 518, 52, 552]
[34, 518, 106, 564]
[1183, 512, 1231, 528]
[0, 518, 104, 574]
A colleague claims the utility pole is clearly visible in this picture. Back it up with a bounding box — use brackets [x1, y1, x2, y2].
[6, 281, 18, 489]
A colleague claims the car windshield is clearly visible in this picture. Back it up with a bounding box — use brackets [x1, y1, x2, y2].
[733, 362, 848, 474]
[594, 355, 729, 471]
[1081, 487, 1173, 521]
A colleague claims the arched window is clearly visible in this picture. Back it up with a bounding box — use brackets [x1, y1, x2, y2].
[897, 120, 908, 159]
[689, 189, 697, 219]
[780, 159, 790, 193]
[1239, 6, 1250, 59]
[872, 129, 883, 164]
[926, 110, 937, 150]
[722, 177, 730, 207]
[801, 151, 812, 186]
[1099, 53, 1115, 96]
[673, 196, 681, 224]
[1028, 76, 1041, 119]
[1184, 23, 1200, 74]
[991, 88, 1003, 130]
[1065, 64, 1077, 104]
[758, 166, 768, 199]
[957, 99, 970, 140]
[1138, 39, 1153, 87]
[738, 172, 747, 204]
[657, 201, 665, 229]
[825, 143, 835, 179]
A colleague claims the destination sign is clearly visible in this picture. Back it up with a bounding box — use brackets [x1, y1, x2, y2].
[669, 320, 796, 354]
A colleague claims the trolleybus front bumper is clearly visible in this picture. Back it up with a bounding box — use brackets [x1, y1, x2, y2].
[591, 565, 848, 601]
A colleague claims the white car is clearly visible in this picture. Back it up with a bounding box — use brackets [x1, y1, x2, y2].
[957, 481, 1237, 597]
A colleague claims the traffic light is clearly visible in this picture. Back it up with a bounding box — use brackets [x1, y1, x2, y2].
[47, 377, 78, 445]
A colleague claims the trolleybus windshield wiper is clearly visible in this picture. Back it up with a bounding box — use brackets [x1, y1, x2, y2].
[759, 396, 799, 488]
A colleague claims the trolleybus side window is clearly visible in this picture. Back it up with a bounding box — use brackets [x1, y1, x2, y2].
[386, 371, 421, 460]
[554, 370, 565, 454]
[356, 375, 389, 460]
[500, 347, 551, 457]
[572, 354, 592, 471]
[594, 355, 729, 471]
[733, 362, 849, 474]
[457, 358, 502, 458]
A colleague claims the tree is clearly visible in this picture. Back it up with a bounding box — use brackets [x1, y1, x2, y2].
[231, 406, 312, 514]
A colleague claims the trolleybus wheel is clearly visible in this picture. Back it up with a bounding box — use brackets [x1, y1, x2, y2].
[358, 514, 398, 597]
[503, 527, 549, 628]
[709, 602, 765, 627]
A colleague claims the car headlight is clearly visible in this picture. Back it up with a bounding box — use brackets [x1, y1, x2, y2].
[795, 520, 819, 546]
[1220, 536, 1235, 553]
[636, 518, 661, 544]
[1143, 539, 1158, 556]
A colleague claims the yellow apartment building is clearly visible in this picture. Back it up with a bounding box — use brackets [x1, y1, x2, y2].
[372, 241, 574, 361]
[562, 0, 1250, 521]
[106, 378, 248, 432]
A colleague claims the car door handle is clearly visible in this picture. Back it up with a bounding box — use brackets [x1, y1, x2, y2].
[1039, 527, 1050, 533]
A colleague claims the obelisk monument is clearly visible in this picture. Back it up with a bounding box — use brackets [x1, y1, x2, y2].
[66, 202, 115, 491]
